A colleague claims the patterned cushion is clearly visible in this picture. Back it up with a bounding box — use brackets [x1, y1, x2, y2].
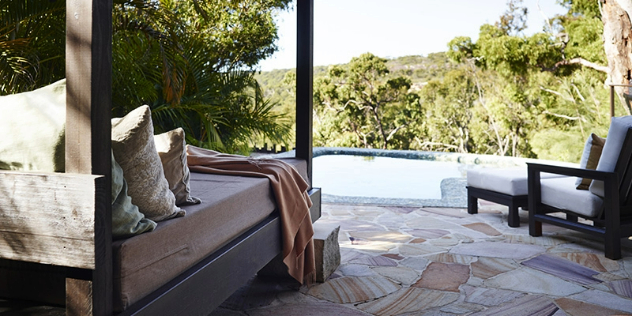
[154, 128, 201, 206]
[111, 150, 157, 239]
[575, 133, 606, 190]
[112, 105, 184, 222]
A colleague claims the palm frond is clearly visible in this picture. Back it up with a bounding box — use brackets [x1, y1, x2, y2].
[0, 0, 65, 95]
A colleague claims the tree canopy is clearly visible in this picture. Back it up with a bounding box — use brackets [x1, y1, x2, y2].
[1, 0, 293, 154]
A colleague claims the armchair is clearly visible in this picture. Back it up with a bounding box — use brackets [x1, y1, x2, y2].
[528, 123, 632, 260]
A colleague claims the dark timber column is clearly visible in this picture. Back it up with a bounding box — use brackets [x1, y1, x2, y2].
[66, 0, 113, 315]
[296, 0, 314, 184]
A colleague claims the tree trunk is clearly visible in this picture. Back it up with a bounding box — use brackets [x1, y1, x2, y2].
[602, 0, 632, 114]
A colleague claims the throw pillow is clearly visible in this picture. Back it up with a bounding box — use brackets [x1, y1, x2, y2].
[589, 116, 632, 197]
[0, 79, 66, 172]
[112, 105, 185, 222]
[575, 133, 606, 190]
[154, 128, 201, 206]
[111, 150, 157, 239]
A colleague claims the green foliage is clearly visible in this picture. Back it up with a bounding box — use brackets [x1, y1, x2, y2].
[0, 0, 65, 95]
[437, 0, 611, 161]
[1, 0, 293, 154]
[496, 0, 528, 35]
[530, 128, 585, 162]
[559, 13, 605, 64]
[559, 0, 601, 19]
[447, 37, 476, 63]
[312, 53, 421, 149]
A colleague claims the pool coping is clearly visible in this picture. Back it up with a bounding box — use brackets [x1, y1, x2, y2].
[270, 147, 570, 208]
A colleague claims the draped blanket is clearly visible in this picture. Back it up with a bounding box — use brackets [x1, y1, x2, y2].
[186, 145, 315, 284]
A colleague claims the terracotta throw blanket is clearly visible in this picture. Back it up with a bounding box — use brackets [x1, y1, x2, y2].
[186, 145, 315, 284]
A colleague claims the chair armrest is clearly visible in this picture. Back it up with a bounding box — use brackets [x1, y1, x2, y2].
[527, 162, 616, 182]
[527, 163, 620, 212]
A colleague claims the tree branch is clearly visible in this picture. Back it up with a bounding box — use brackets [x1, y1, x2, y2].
[540, 86, 575, 102]
[415, 139, 459, 150]
[386, 123, 408, 141]
[540, 57, 609, 73]
[542, 110, 584, 121]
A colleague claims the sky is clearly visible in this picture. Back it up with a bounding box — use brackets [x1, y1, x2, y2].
[257, 0, 568, 71]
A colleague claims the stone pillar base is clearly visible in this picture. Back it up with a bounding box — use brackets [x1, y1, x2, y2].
[313, 223, 341, 283]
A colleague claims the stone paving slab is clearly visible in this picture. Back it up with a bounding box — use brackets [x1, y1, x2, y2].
[371, 266, 420, 285]
[484, 267, 586, 296]
[470, 257, 518, 279]
[356, 288, 459, 315]
[246, 302, 372, 316]
[468, 295, 559, 316]
[413, 262, 470, 292]
[462, 285, 525, 307]
[568, 289, 632, 313]
[307, 276, 400, 304]
[554, 297, 632, 316]
[521, 254, 601, 285]
[450, 241, 545, 259]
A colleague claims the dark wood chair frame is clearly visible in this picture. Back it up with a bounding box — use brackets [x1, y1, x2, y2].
[0, 0, 319, 315]
[467, 186, 528, 227]
[527, 128, 632, 260]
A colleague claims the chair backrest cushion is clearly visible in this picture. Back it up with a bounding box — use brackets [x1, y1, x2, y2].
[589, 116, 632, 197]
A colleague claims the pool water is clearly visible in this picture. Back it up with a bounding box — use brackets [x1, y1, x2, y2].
[312, 155, 467, 200]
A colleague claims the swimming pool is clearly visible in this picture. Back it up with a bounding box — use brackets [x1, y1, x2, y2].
[312, 155, 466, 200]
[271, 147, 532, 207]
[306, 147, 539, 207]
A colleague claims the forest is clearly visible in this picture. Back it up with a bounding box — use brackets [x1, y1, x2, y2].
[2, 0, 632, 162]
[257, 0, 631, 162]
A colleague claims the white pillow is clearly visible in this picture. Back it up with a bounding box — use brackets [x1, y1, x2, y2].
[0, 80, 66, 172]
[589, 116, 632, 197]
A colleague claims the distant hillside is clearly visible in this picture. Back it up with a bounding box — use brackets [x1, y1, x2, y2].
[255, 52, 455, 122]
[386, 52, 455, 83]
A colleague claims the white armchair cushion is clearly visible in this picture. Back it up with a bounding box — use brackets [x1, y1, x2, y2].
[542, 177, 603, 217]
[467, 168, 563, 196]
[590, 116, 632, 197]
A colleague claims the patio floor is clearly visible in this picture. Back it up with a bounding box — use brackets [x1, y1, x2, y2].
[211, 202, 632, 316]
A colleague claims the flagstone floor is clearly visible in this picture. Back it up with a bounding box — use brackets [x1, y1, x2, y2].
[211, 202, 632, 316]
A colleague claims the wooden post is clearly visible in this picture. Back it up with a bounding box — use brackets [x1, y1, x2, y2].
[66, 0, 113, 315]
[296, 0, 314, 184]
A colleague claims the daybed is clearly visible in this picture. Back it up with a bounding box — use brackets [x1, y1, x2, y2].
[1, 162, 321, 314]
[0, 0, 318, 315]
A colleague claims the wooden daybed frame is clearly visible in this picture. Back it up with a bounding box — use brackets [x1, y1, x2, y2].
[0, 0, 318, 315]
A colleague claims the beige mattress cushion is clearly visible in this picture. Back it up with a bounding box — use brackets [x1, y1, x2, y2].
[112, 158, 307, 312]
